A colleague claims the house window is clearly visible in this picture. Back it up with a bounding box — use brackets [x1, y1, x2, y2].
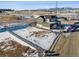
[50, 16, 58, 22]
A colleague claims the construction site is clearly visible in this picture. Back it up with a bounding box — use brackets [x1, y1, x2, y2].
[0, 1, 79, 57]
[0, 10, 79, 57]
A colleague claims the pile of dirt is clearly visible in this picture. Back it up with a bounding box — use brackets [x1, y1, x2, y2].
[30, 31, 50, 38]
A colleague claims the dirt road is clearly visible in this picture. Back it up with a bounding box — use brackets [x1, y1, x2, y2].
[59, 32, 79, 57]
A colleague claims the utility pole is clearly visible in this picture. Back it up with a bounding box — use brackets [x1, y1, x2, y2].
[56, 1, 58, 16]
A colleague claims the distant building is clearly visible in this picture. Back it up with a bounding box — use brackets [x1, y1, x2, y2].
[34, 15, 66, 30]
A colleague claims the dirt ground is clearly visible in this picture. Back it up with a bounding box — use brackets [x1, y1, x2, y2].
[0, 14, 34, 26]
[53, 32, 79, 57]
[0, 40, 34, 57]
[0, 39, 44, 57]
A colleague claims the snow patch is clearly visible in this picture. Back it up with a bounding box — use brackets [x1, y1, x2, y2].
[14, 27, 59, 50]
[0, 31, 36, 50]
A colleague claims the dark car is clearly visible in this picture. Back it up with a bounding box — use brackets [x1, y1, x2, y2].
[67, 24, 79, 32]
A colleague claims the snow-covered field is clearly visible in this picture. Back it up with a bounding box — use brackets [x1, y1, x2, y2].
[0, 31, 40, 57]
[14, 26, 59, 50]
[0, 31, 36, 50]
[0, 26, 59, 56]
[0, 32, 12, 42]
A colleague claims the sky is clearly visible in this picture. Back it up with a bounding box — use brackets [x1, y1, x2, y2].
[0, 1, 79, 10]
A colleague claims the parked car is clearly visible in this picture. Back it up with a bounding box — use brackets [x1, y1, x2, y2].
[67, 24, 79, 32]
